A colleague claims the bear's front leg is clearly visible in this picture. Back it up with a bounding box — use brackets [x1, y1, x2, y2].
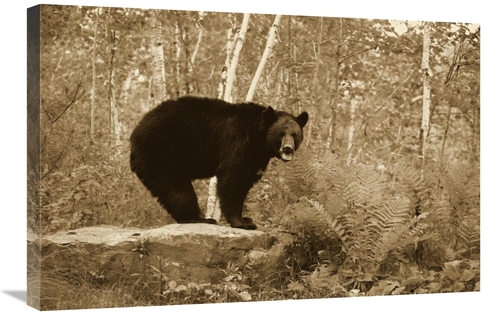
[216, 174, 257, 230]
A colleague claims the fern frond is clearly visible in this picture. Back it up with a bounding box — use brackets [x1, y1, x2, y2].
[391, 158, 441, 218]
[367, 196, 411, 233]
[307, 198, 346, 242]
[443, 161, 480, 219]
[457, 218, 480, 252]
[445, 161, 480, 200]
[345, 165, 387, 209]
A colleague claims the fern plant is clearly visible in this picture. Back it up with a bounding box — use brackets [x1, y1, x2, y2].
[275, 152, 432, 291]
[270, 148, 480, 294]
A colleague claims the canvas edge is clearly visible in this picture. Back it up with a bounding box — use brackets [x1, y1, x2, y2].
[27, 4, 41, 311]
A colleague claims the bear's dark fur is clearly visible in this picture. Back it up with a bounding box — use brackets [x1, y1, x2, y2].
[130, 96, 308, 230]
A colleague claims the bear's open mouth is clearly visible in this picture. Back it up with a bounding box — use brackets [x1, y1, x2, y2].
[279, 149, 294, 161]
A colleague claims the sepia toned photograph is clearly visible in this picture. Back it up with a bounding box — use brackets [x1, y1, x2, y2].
[27, 3, 480, 311]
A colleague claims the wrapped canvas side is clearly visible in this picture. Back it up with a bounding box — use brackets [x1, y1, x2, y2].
[27, 5, 41, 311]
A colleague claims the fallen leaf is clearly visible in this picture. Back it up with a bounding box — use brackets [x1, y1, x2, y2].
[174, 285, 187, 292]
[427, 282, 442, 293]
[461, 269, 476, 282]
[401, 276, 424, 286]
[239, 291, 252, 301]
[168, 280, 177, 289]
[287, 281, 305, 292]
[392, 286, 406, 295]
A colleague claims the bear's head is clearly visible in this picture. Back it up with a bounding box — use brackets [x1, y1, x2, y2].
[263, 106, 308, 162]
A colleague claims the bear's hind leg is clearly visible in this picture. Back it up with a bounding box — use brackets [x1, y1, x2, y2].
[154, 179, 217, 225]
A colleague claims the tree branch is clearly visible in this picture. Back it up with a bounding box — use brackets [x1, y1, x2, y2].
[51, 79, 86, 125]
[41, 128, 75, 179]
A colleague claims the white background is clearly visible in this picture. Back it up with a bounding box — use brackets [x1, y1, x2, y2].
[1, 0, 497, 313]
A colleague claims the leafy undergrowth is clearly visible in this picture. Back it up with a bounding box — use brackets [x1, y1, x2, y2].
[36, 253, 479, 310]
[297, 259, 479, 298]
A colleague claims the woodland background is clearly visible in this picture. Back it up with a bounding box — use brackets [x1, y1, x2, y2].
[25, 2, 482, 310]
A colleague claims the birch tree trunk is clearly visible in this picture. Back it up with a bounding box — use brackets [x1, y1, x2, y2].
[207, 13, 250, 222]
[185, 11, 205, 94]
[441, 100, 452, 159]
[346, 90, 357, 165]
[306, 17, 322, 147]
[190, 11, 205, 66]
[326, 18, 342, 153]
[246, 15, 281, 102]
[306, 107, 313, 147]
[90, 7, 100, 144]
[106, 10, 121, 153]
[150, 10, 167, 107]
[217, 28, 236, 99]
[275, 68, 283, 110]
[414, 22, 431, 218]
[110, 90, 121, 152]
[419, 22, 431, 166]
[173, 20, 182, 97]
[224, 13, 250, 102]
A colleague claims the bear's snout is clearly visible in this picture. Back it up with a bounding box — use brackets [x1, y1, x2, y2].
[279, 136, 295, 161]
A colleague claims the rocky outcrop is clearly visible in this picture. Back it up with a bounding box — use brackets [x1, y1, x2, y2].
[30, 224, 294, 284]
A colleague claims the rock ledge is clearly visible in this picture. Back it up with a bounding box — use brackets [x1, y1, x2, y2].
[30, 224, 293, 283]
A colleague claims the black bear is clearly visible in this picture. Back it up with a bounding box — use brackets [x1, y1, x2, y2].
[130, 96, 308, 230]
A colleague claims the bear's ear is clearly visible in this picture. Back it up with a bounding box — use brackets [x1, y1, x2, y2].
[262, 106, 276, 125]
[297, 111, 309, 127]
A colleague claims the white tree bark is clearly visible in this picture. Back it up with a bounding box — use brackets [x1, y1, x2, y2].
[190, 11, 205, 66]
[246, 15, 281, 102]
[110, 89, 121, 153]
[173, 20, 182, 96]
[326, 120, 333, 150]
[419, 22, 431, 163]
[306, 108, 313, 147]
[150, 10, 167, 106]
[106, 10, 121, 153]
[206, 177, 220, 220]
[217, 28, 236, 99]
[346, 95, 358, 165]
[223, 13, 250, 102]
[90, 7, 100, 143]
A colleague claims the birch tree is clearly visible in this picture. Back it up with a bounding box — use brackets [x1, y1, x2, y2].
[223, 13, 250, 102]
[326, 18, 343, 153]
[217, 27, 236, 99]
[149, 10, 167, 106]
[105, 9, 122, 151]
[306, 17, 323, 147]
[419, 22, 431, 166]
[190, 11, 205, 66]
[90, 7, 100, 144]
[246, 15, 281, 102]
[173, 19, 182, 97]
[345, 84, 357, 164]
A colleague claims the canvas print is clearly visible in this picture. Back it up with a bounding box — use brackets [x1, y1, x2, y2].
[27, 4, 480, 311]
